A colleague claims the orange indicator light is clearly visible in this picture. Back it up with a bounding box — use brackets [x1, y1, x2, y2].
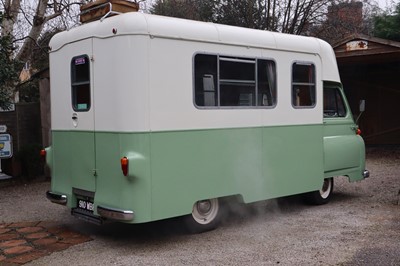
[121, 157, 129, 176]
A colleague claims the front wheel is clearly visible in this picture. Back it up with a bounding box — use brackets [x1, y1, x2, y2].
[183, 198, 224, 234]
[304, 177, 334, 205]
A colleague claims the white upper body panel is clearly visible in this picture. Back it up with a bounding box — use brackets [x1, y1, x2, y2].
[50, 12, 340, 82]
[49, 12, 340, 132]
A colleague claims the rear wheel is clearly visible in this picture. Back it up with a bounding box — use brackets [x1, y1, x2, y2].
[304, 177, 334, 205]
[183, 198, 223, 233]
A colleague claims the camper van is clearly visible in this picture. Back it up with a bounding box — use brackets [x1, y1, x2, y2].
[44, 10, 369, 232]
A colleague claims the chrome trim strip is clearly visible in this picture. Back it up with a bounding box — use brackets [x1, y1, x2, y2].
[46, 191, 67, 205]
[97, 205, 134, 221]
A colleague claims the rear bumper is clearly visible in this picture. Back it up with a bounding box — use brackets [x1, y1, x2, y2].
[363, 169, 370, 178]
[46, 191, 67, 205]
[47, 190, 134, 222]
[97, 205, 134, 221]
[71, 206, 134, 225]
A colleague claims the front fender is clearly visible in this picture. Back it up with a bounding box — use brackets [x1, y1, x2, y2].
[324, 135, 366, 181]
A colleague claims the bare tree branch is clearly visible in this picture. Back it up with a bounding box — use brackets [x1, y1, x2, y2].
[1, 0, 22, 37]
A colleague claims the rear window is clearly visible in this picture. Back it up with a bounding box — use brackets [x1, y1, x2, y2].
[71, 55, 91, 111]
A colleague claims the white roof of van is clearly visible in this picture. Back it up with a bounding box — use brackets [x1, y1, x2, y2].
[50, 12, 340, 82]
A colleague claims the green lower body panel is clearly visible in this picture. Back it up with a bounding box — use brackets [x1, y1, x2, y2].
[49, 124, 362, 224]
[323, 121, 366, 181]
[50, 131, 152, 223]
[149, 125, 324, 221]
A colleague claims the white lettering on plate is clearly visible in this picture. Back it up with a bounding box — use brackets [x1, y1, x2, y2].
[79, 200, 94, 211]
[79, 200, 86, 209]
[86, 202, 94, 211]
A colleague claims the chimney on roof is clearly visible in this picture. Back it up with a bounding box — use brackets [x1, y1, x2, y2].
[327, 1, 363, 33]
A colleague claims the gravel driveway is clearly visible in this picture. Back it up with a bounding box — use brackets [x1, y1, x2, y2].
[0, 147, 399, 265]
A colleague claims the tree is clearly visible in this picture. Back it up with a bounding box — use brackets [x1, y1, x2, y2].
[0, 40, 19, 110]
[0, 0, 82, 107]
[17, 29, 61, 104]
[373, 3, 400, 41]
[151, 0, 217, 21]
[1, 0, 81, 63]
[0, 35, 21, 110]
[151, 0, 332, 35]
[215, 0, 266, 30]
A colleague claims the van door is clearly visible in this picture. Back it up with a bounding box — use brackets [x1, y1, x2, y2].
[323, 84, 363, 180]
[68, 39, 97, 195]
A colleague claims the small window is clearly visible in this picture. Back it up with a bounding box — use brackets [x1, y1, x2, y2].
[71, 55, 91, 111]
[292, 63, 315, 108]
[194, 54, 276, 108]
[324, 87, 347, 117]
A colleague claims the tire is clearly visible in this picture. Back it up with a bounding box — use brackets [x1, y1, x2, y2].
[304, 177, 334, 205]
[183, 198, 224, 234]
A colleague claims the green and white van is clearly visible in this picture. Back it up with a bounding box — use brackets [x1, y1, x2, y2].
[44, 12, 369, 232]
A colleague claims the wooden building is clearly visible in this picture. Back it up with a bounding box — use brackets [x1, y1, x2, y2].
[333, 34, 400, 145]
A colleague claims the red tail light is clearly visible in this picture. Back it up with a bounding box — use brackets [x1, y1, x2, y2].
[356, 128, 362, 135]
[121, 157, 129, 176]
[40, 149, 46, 159]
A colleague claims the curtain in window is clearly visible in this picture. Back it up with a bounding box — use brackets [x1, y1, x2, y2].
[266, 61, 276, 106]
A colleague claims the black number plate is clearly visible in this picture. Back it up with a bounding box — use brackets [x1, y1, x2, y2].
[77, 199, 94, 213]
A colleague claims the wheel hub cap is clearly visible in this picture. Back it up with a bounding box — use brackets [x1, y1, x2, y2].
[197, 200, 212, 214]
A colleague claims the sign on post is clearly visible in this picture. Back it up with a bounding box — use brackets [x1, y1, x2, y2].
[0, 134, 13, 159]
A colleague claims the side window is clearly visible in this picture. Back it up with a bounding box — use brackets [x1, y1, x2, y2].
[71, 55, 91, 111]
[324, 87, 347, 117]
[292, 62, 315, 108]
[194, 54, 218, 107]
[194, 54, 276, 108]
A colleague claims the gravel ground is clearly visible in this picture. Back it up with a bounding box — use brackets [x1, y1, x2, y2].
[0, 147, 399, 265]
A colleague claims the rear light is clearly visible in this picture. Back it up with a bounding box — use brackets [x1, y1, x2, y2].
[121, 157, 129, 176]
[356, 128, 362, 135]
[40, 149, 46, 159]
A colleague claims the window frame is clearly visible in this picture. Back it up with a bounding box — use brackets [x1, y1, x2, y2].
[291, 61, 316, 109]
[193, 53, 277, 109]
[71, 54, 91, 112]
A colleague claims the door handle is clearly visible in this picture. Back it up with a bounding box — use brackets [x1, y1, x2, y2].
[72, 113, 78, 127]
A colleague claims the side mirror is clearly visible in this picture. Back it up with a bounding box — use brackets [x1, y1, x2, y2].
[356, 100, 365, 125]
[359, 100, 365, 113]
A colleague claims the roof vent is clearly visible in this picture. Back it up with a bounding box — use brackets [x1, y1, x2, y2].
[80, 0, 139, 24]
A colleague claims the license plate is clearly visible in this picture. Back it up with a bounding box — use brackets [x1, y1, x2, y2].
[77, 199, 94, 213]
